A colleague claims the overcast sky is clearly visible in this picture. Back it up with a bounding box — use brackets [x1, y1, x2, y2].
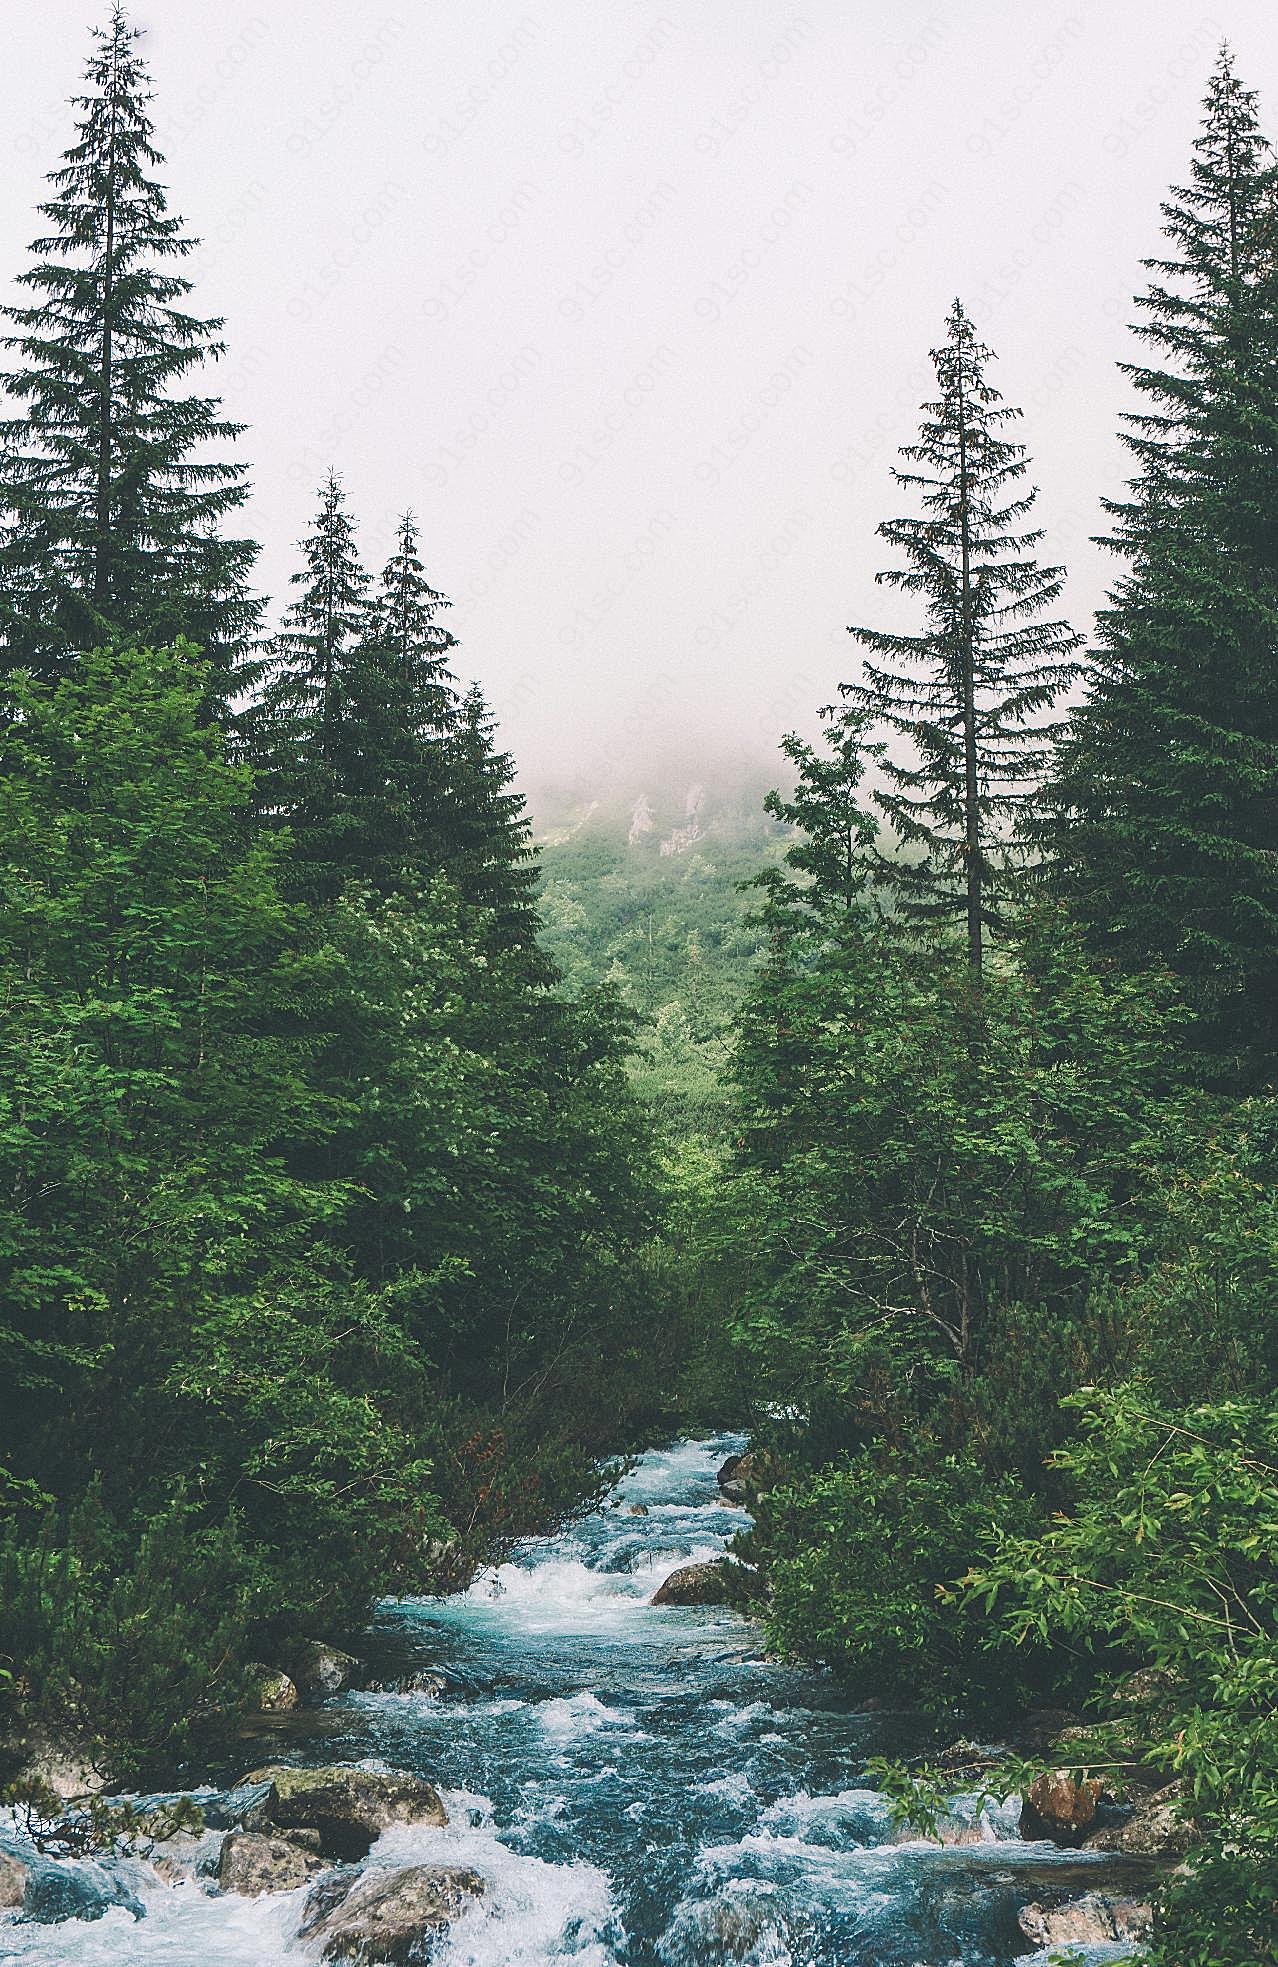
[2, 0, 1274, 801]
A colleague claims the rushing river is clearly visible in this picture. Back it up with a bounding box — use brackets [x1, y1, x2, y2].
[1, 1434, 1145, 1967]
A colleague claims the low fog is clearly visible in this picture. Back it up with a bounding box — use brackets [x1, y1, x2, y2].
[3, 0, 1271, 807]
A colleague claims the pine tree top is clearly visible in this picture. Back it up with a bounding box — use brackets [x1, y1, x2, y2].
[1110, 45, 1278, 524]
[0, 3, 258, 680]
[371, 511, 458, 731]
[842, 301, 1081, 956]
[275, 470, 371, 678]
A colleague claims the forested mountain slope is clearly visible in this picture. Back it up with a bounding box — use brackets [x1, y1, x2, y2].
[533, 761, 789, 1134]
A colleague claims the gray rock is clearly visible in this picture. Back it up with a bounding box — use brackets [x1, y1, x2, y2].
[362, 1670, 449, 1699]
[244, 1664, 299, 1713]
[204, 1779, 276, 1829]
[22, 1856, 144, 1925]
[667, 1895, 775, 1958]
[1086, 1781, 1194, 1861]
[0, 1849, 30, 1909]
[886, 1814, 987, 1848]
[148, 1832, 219, 1887]
[1018, 1892, 1152, 1949]
[291, 1641, 361, 1698]
[716, 1451, 760, 1506]
[7, 1727, 111, 1802]
[237, 1763, 448, 1860]
[298, 1863, 484, 1962]
[651, 1560, 734, 1607]
[216, 1830, 324, 1896]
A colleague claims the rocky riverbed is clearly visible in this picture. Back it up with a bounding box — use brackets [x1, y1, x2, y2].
[0, 1436, 1159, 1965]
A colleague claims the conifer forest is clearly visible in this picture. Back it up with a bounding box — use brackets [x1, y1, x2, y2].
[2, 9, 1278, 1966]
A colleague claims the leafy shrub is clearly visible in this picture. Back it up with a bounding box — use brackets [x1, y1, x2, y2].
[742, 1440, 1056, 1714]
[0, 1485, 251, 1784]
[968, 1387, 1278, 1967]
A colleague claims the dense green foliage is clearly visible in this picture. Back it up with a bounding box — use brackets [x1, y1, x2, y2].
[0, 15, 660, 1787]
[739, 1445, 1049, 1710]
[971, 1389, 1278, 1967]
[717, 53, 1278, 1964]
[0, 643, 658, 1777]
[1048, 52, 1278, 1076]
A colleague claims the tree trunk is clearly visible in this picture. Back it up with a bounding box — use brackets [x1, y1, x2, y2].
[93, 40, 120, 610]
[956, 390, 982, 976]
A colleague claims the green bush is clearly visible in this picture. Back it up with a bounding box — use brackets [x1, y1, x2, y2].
[0, 1485, 251, 1784]
[968, 1387, 1278, 1967]
[743, 1440, 1055, 1713]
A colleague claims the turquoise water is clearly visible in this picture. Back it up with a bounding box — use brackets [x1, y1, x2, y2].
[0, 1435, 1143, 1965]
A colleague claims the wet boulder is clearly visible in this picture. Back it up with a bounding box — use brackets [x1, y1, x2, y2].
[21, 1854, 145, 1924]
[665, 1894, 777, 1959]
[1086, 1780, 1194, 1861]
[1019, 1768, 1103, 1845]
[244, 1664, 299, 1713]
[716, 1452, 756, 1506]
[290, 1641, 361, 1699]
[147, 1832, 219, 1887]
[1018, 1891, 1152, 1949]
[217, 1829, 325, 1896]
[297, 1863, 484, 1962]
[361, 1670, 449, 1699]
[886, 1813, 987, 1848]
[238, 1763, 447, 1860]
[651, 1559, 734, 1606]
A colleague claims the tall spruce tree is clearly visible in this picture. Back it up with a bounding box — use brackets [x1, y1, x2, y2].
[0, 5, 258, 687]
[444, 681, 545, 962]
[843, 300, 1082, 973]
[374, 510, 458, 735]
[260, 488, 542, 938]
[357, 533, 547, 956]
[322, 513, 459, 896]
[1048, 50, 1278, 1073]
[256, 470, 370, 893]
[268, 470, 370, 741]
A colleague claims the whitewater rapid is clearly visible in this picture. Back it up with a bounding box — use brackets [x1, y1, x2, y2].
[0, 1434, 1144, 1966]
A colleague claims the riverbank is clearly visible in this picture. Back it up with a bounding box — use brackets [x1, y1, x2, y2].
[1, 1436, 1165, 1967]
